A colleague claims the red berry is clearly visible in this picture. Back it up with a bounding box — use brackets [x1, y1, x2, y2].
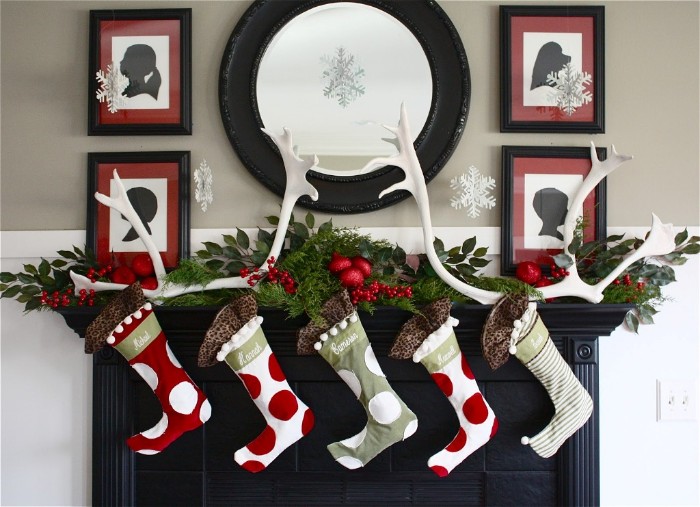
[338, 267, 365, 288]
[328, 252, 353, 274]
[140, 276, 158, 290]
[110, 265, 137, 285]
[131, 253, 155, 278]
[515, 261, 542, 285]
[350, 256, 372, 278]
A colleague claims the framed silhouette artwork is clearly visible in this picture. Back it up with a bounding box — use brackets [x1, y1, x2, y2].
[501, 146, 607, 276]
[87, 151, 190, 271]
[500, 5, 604, 133]
[88, 9, 192, 135]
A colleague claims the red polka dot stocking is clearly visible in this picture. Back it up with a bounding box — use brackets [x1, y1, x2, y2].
[412, 316, 498, 477]
[106, 302, 211, 455]
[201, 297, 314, 473]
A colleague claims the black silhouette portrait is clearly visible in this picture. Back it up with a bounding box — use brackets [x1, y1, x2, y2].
[120, 44, 162, 100]
[122, 187, 158, 241]
[530, 42, 571, 90]
[533, 187, 568, 241]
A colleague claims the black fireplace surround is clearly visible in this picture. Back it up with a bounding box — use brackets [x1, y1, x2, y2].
[59, 303, 629, 506]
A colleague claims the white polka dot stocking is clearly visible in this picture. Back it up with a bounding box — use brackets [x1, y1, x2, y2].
[412, 316, 498, 477]
[314, 312, 418, 469]
[106, 303, 211, 455]
[216, 316, 315, 473]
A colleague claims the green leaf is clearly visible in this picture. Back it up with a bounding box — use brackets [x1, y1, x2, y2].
[203, 242, 223, 256]
[473, 247, 488, 258]
[553, 253, 573, 268]
[265, 215, 280, 226]
[469, 257, 490, 268]
[1, 285, 22, 298]
[359, 239, 372, 259]
[24, 299, 42, 312]
[257, 228, 273, 245]
[255, 240, 271, 256]
[433, 238, 445, 255]
[205, 259, 225, 272]
[38, 259, 50, 277]
[606, 234, 625, 242]
[224, 260, 247, 275]
[51, 259, 68, 268]
[0, 272, 17, 283]
[222, 246, 240, 260]
[675, 228, 689, 246]
[251, 251, 268, 266]
[625, 311, 640, 333]
[293, 222, 309, 239]
[305, 212, 315, 229]
[318, 220, 333, 234]
[17, 273, 36, 284]
[17, 293, 33, 303]
[57, 250, 78, 260]
[461, 237, 476, 255]
[73, 246, 85, 258]
[195, 249, 213, 259]
[392, 246, 406, 265]
[456, 264, 476, 278]
[682, 243, 700, 255]
[236, 228, 250, 250]
[446, 253, 467, 264]
[447, 246, 461, 257]
[23, 264, 38, 275]
[21, 285, 41, 296]
[222, 234, 238, 247]
[0, 283, 8, 291]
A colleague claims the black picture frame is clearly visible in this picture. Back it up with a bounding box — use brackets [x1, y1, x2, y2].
[219, 0, 470, 214]
[500, 5, 605, 133]
[87, 151, 190, 271]
[88, 9, 192, 135]
[501, 145, 607, 276]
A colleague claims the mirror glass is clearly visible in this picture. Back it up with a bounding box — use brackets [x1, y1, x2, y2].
[256, 2, 432, 175]
[219, 0, 470, 213]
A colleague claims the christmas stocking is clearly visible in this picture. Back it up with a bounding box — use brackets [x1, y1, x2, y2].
[482, 295, 593, 458]
[198, 294, 314, 473]
[297, 290, 418, 470]
[86, 282, 211, 455]
[389, 298, 498, 477]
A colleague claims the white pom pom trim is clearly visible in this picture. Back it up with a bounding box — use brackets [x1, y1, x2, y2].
[521, 436, 530, 445]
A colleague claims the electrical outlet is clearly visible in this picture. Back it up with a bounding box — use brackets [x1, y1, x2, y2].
[657, 379, 698, 421]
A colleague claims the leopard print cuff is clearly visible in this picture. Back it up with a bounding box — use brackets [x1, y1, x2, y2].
[296, 290, 355, 356]
[85, 282, 146, 354]
[198, 293, 258, 367]
[388, 298, 452, 360]
[480, 294, 529, 370]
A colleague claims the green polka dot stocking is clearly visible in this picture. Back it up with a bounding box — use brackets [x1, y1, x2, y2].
[313, 311, 418, 469]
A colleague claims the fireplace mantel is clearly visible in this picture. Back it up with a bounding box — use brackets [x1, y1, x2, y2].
[58, 303, 631, 507]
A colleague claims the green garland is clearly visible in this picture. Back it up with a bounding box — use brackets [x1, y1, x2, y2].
[1, 212, 697, 332]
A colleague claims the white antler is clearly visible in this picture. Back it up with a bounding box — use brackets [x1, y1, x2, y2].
[370, 103, 677, 304]
[70, 128, 319, 300]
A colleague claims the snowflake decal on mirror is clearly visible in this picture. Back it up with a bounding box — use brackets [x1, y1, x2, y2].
[320, 47, 365, 108]
[449, 166, 496, 219]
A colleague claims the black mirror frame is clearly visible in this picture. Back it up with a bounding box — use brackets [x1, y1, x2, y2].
[219, 0, 470, 214]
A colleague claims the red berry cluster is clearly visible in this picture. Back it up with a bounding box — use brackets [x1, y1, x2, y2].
[349, 281, 413, 305]
[240, 257, 297, 294]
[86, 264, 113, 282]
[549, 262, 570, 280]
[612, 273, 644, 290]
[40, 288, 96, 308]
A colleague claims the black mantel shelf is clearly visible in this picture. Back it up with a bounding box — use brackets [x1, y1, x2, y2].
[57, 303, 631, 507]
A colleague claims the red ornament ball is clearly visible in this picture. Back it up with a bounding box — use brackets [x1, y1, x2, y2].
[131, 253, 155, 278]
[328, 252, 352, 274]
[110, 266, 137, 285]
[140, 276, 158, 290]
[350, 256, 372, 278]
[515, 261, 542, 285]
[534, 277, 553, 288]
[338, 267, 365, 288]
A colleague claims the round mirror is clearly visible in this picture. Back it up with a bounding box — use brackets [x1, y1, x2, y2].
[220, 0, 470, 213]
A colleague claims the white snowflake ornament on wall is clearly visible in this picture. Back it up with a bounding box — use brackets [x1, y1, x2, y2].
[95, 62, 128, 113]
[194, 159, 214, 213]
[547, 63, 593, 116]
[449, 165, 496, 219]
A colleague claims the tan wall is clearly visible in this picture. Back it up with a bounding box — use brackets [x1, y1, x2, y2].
[1, 0, 698, 231]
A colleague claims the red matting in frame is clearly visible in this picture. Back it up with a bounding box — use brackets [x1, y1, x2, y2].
[98, 19, 181, 125]
[510, 16, 595, 123]
[95, 163, 180, 269]
[512, 156, 596, 265]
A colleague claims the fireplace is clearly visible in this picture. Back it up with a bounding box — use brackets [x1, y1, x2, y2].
[59, 303, 629, 506]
